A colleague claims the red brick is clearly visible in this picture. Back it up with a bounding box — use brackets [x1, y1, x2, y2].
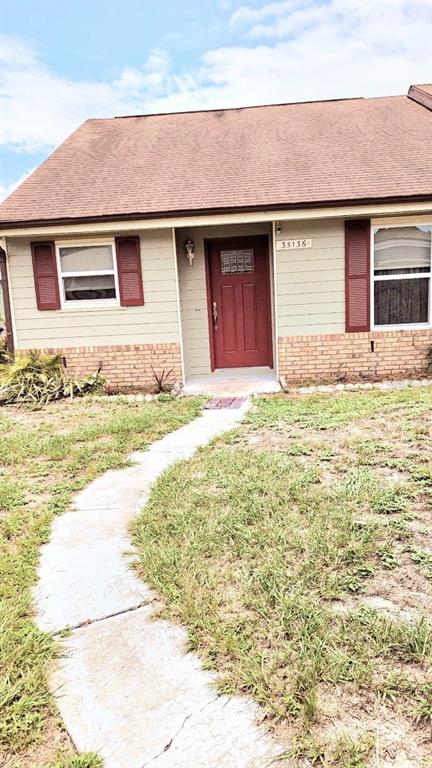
[278, 329, 432, 384]
[20, 342, 182, 390]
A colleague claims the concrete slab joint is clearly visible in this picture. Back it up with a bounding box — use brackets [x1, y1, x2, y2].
[33, 399, 283, 768]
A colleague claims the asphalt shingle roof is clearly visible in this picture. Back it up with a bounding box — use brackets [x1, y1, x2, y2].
[1, 86, 431, 226]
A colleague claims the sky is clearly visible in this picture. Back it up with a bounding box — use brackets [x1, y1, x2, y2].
[1, 0, 431, 201]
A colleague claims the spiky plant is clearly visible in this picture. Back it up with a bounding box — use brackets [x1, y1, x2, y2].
[0, 350, 104, 406]
[150, 366, 175, 394]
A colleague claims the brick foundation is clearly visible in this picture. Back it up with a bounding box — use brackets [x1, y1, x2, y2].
[42, 342, 183, 390]
[278, 329, 432, 384]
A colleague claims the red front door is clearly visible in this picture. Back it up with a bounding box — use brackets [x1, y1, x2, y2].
[207, 236, 273, 369]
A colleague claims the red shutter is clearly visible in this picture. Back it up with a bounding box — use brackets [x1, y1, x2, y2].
[345, 219, 370, 333]
[115, 236, 144, 306]
[31, 241, 60, 310]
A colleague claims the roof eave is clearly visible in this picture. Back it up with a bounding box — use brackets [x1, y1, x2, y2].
[1, 193, 432, 231]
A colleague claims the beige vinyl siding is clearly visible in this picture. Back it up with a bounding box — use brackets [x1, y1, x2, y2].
[7, 229, 180, 349]
[176, 223, 272, 377]
[275, 219, 345, 336]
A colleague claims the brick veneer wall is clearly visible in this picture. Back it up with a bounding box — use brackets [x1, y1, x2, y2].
[40, 342, 183, 390]
[278, 329, 432, 384]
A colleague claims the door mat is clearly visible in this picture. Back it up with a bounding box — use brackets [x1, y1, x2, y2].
[204, 397, 246, 410]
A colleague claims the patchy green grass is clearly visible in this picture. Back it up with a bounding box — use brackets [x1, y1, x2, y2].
[133, 387, 432, 767]
[248, 386, 432, 430]
[0, 395, 203, 768]
[51, 755, 103, 768]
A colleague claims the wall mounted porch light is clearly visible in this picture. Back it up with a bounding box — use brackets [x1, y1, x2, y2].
[184, 239, 195, 266]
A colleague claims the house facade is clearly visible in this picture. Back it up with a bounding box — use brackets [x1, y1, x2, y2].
[0, 84, 431, 389]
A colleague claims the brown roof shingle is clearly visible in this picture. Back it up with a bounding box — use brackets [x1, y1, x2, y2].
[1, 88, 431, 227]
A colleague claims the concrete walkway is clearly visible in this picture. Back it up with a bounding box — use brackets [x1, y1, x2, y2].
[34, 401, 283, 768]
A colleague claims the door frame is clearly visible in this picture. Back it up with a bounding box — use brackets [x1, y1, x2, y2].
[204, 234, 273, 371]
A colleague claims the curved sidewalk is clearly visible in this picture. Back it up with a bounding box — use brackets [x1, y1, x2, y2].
[33, 401, 283, 768]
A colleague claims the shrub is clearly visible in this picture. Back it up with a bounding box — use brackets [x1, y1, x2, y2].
[0, 333, 8, 365]
[0, 350, 104, 406]
[425, 345, 432, 375]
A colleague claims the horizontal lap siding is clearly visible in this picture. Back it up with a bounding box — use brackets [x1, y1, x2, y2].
[7, 230, 180, 349]
[177, 222, 272, 377]
[275, 219, 345, 336]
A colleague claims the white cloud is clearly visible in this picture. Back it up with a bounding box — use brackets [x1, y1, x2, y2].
[1, 0, 431, 159]
[240, 0, 431, 44]
[0, 41, 178, 153]
[144, 0, 432, 112]
[145, 48, 171, 75]
[0, 35, 36, 64]
[229, 0, 303, 31]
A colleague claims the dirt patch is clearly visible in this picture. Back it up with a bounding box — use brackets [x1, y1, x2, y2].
[310, 682, 432, 768]
[407, 499, 432, 536]
[1, 398, 116, 433]
[365, 553, 432, 613]
[373, 466, 411, 484]
[331, 551, 432, 620]
[3, 716, 74, 768]
[24, 489, 53, 510]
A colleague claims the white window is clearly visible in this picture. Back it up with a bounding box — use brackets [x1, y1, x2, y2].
[56, 241, 119, 307]
[372, 225, 431, 328]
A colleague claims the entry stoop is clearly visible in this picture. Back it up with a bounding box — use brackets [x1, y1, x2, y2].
[183, 367, 281, 397]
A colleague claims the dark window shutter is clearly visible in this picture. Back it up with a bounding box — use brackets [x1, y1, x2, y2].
[31, 241, 60, 310]
[345, 219, 370, 332]
[115, 236, 144, 306]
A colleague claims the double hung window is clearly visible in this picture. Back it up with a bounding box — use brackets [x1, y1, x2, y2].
[373, 225, 431, 327]
[57, 242, 118, 307]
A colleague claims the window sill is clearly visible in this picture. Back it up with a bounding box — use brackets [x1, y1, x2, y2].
[60, 303, 126, 313]
[372, 323, 432, 332]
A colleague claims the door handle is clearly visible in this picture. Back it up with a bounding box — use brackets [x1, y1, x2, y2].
[212, 301, 218, 331]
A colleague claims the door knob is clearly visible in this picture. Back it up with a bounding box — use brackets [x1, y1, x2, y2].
[212, 301, 218, 330]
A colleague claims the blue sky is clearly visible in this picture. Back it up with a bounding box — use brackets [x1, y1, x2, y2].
[1, 0, 431, 200]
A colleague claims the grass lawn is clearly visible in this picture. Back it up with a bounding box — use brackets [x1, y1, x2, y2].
[0, 394, 203, 768]
[133, 387, 432, 767]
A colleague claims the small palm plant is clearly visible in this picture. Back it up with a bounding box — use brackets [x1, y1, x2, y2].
[0, 350, 103, 405]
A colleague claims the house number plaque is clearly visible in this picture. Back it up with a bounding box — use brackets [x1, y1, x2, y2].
[276, 239, 312, 250]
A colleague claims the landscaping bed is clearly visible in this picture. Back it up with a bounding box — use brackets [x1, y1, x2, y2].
[133, 387, 432, 767]
[0, 395, 203, 768]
